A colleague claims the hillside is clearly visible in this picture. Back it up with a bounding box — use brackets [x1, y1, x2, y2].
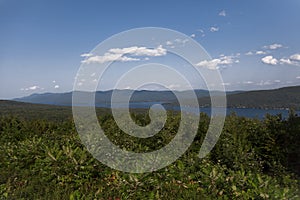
[195, 86, 300, 109]
[227, 86, 300, 109]
[0, 100, 73, 122]
[14, 89, 239, 106]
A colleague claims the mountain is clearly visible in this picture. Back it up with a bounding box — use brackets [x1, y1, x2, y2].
[196, 85, 300, 109]
[14, 92, 73, 106]
[12, 86, 300, 109]
[14, 89, 240, 106]
[226, 86, 300, 109]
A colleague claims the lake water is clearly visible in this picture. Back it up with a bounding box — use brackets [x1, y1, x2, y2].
[95, 102, 299, 120]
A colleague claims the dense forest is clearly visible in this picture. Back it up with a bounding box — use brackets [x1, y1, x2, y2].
[0, 100, 299, 199]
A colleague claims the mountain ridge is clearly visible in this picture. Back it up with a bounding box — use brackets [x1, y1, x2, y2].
[12, 86, 300, 109]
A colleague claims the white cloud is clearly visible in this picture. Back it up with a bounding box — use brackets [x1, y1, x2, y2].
[190, 34, 196, 38]
[124, 86, 132, 90]
[166, 41, 173, 45]
[274, 80, 281, 83]
[168, 84, 181, 90]
[82, 53, 139, 64]
[196, 55, 238, 70]
[290, 54, 300, 61]
[109, 45, 166, 57]
[80, 53, 93, 57]
[261, 56, 278, 65]
[221, 82, 231, 86]
[196, 59, 220, 70]
[81, 45, 167, 64]
[243, 81, 254, 84]
[197, 29, 205, 37]
[174, 38, 189, 44]
[278, 54, 300, 66]
[256, 80, 272, 86]
[246, 50, 268, 55]
[255, 50, 267, 55]
[52, 80, 56, 83]
[21, 85, 43, 91]
[54, 85, 60, 89]
[279, 58, 293, 65]
[210, 26, 219, 32]
[263, 43, 283, 50]
[28, 86, 39, 90]
[296, 76, 300, 79]
[218, 10, 226, 17]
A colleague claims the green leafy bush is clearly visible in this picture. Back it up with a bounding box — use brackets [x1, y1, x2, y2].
[0, 107, 299, 199]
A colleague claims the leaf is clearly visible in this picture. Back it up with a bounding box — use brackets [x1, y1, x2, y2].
[47, 151, 57, 161]
[232, 185, 237, 191]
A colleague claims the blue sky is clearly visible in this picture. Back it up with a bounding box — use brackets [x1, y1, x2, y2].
[1, 0, 300, 99]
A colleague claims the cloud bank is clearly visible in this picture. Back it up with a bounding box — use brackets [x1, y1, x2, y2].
[81, 45, 167, 64]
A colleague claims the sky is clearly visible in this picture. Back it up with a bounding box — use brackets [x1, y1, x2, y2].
[1, 0, 300, 99]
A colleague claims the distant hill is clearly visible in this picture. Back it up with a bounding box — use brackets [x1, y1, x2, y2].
[12, 86, 300, 109]
[0, 100, 111, 122]
[196, 86, 300, 109]
[0, 100, 73, 121]
[226, 86, 300, 109]
[14, 89, 240, 106]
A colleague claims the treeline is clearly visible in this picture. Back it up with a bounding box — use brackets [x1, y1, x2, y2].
[0, 107, 299, 199]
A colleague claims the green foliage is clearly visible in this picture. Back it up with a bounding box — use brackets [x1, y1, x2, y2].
[0, 102, 299, 199]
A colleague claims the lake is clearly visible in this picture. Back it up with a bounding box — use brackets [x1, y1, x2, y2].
[95, 102, 299, 120]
